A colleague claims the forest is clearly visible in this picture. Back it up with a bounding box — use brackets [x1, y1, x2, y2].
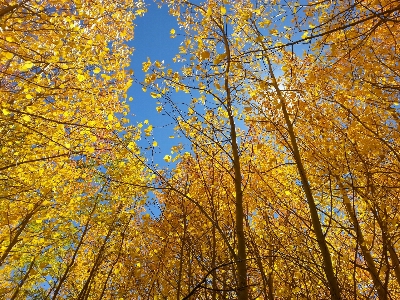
[0, 0, 399, 299]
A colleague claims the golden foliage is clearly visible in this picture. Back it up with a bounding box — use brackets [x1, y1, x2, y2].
[2, 0, 400, 299]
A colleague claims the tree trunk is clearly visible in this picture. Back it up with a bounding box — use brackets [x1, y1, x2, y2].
[264, 53, 342, 300]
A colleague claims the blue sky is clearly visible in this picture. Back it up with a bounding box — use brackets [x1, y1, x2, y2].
[126, 3, 186, 217]
[127, 3, 184, 165]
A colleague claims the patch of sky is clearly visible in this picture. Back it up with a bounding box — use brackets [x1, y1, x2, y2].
[126, 2, 230, 218]
[127, 2, 185, 165]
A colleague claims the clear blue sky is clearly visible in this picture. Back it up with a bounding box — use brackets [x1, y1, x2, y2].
[126, 3, 186, 217]
[127, 3, 184, 165]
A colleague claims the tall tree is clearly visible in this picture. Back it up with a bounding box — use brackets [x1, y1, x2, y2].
[2, 0, 400, 299]
[140, 0, 400, 299]
[0, 0, 147, 298]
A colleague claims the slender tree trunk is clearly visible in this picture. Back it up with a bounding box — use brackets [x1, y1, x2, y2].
[0, 202, 41, 266]
[375, 209, 400, 289]
[222, 271, 227, 299]
[231, 122, 248, 300]
[351, 183, 400, 288]
[188, 247, 192, 297]
[388, 244, 400, 287]
[264, 54, 342, 300]
[267, 248, 275, 300]
[222, 21, 248, 300]
[0, 4, 18, 19]
[10, 257, 36, 300]
[248, 232, 269, 299]
[177, 212, 187, 300]
[51, 193, 103, 300]
[98, 217, 131, 300]
[212, 225, 217, 300]
[337, 179, 387, 299]
[77, 220, 116, 300]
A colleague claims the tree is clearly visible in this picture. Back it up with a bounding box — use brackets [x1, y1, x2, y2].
[2, 0, 400, 299]
[139, 0, 400, 299]
[0, 0, 147, 298]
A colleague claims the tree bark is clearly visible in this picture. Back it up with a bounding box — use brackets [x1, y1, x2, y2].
[337, 178, 387, 299]
[264, 53, 342, 300]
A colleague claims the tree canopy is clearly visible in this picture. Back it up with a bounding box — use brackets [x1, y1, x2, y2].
[1, 0, 400, 299]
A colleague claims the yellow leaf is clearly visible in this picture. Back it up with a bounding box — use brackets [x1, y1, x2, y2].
[285, 191, 291, 196]
[26, 94, 33, 99]
[22, 115, 31, 122]
[26, 106, 34, 113]
[87, 147, 95, 154]
[301, 31, 308, 39]
[136, 9, 146, 16]
[128, 142, 135, 150]
[163, 155, 171, 162]
[93, 67, 101, 74]
[206, 7, 212, 17]
[260, 19, 271, 27]
[214, 53, 227, 65]
[23, 61, 34, 69]
[2, 108, 10, 115]
[30, 269, 38, 275]
[220, 6, 226, 15]
[77, 74, 86, 82]
[156, 106, 162, 113]
[170, 29, 175, 35]
[6, 37, 13, 42]
[125, 79, 133, 91]
[5, 52, 13, 59]
[150, 92, 160, 98]
[107, 114, 114, 121]
[269, 29, 279, 36]
[152, 141, 158, 147]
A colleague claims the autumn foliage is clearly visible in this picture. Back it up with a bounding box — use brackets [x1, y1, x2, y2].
[0, 0, 146, 299]
[1, 0, 400, 299]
